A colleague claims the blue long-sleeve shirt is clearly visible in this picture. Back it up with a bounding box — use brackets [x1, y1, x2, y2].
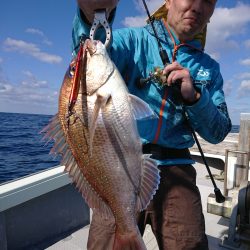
[71, 8, 232, 165]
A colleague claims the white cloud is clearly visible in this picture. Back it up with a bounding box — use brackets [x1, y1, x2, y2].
[0, 69, 58, 109]
[244, 39, 250, 49]
[123, 0, 163, 27]
[22, 70, 34, 78]
[21, 70, 48, 88]
[3, 38, 62, 64]
[26, 28, 44, 36]
[237, 79, 250, 97]
[123, 16, 147, 27]
[240, 58, 250, 66]
[134, 0, 164, 14]
[223, 80, 233, 96]
[25, 28, 52, 46]
[0, 83, 13, 93]
[209, 52, 220, 60]
[229, 104, 250, 117]
[206, 3, 250, 54]
[237, 72, 250, 79]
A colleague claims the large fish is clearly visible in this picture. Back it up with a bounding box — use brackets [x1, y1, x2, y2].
[42, 39, 160, 250]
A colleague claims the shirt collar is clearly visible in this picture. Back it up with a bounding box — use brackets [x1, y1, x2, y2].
[144, 19, 203, 51]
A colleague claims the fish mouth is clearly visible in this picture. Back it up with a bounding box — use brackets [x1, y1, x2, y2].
[86, 39, 98, 55]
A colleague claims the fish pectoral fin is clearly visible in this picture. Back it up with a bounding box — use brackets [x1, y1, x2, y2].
[136, 155, 160, 211]
[89, 90, 111, 155]
[128, 94, 158, 120]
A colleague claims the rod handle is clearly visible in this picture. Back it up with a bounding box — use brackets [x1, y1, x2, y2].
[214, 187, 226, 203]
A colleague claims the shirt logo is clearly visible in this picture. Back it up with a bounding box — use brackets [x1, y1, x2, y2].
[194, 80, 211, 89]
[197, 69, 210, 77]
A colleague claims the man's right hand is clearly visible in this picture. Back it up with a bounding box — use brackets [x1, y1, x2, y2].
[77, 0, 119, 23]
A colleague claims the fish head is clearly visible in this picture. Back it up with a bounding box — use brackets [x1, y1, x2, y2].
[85, 39, 114, 95]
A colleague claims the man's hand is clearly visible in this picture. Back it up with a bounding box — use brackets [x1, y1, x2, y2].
[163, 62, 200, 104]
[77, 0, 119, 23]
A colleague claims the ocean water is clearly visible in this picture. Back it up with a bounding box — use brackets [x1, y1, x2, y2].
[0, 112, 239, 184]
[0, 112, 60, 184]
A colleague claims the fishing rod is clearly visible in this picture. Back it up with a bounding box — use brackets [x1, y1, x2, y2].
[141, 0, 169, 65]
[141, 0, 225, 203]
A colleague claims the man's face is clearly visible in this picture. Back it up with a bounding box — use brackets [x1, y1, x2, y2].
[77, 0, 119, 22]
[78, 0, 119, 10]
[166, 0, 216, 41]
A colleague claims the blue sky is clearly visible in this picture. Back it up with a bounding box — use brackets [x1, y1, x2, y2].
[0, 0, 250, 125]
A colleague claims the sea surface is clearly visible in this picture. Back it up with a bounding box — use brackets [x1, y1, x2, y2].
[0, 112, 60, 184]
[0, 112, 240, 184]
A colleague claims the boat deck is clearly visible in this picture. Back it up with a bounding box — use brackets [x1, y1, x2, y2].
[46, 163, 229, 250]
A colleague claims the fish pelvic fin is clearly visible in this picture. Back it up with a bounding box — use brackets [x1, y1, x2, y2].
[136, 155, 160, 211]
[113, 228, 146, 250]
[89, 89, 111, 156]
[128, 94, 158, 120]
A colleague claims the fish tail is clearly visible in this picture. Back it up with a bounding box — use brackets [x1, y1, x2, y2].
[113, 229, 146, 250]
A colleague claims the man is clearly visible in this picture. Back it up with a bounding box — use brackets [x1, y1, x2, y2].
[72, 0, 232, 249]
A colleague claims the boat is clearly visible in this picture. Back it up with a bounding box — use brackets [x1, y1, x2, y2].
[0, 113, 249, 250]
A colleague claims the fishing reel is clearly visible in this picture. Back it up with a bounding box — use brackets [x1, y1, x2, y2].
[137, 66, 182, 97]
[137, 67, 167, 89]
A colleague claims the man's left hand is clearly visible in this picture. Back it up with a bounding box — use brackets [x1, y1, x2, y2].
[163, 62, 200, 104]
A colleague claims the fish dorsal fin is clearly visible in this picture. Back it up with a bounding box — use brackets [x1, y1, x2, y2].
[128, 94, 158, 120]
[42, 114, 113, 219]
[136, 155, 160, 211]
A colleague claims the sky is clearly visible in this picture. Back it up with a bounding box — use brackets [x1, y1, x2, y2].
[0, 0, 250, 125]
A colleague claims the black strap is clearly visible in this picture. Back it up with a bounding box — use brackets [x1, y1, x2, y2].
[143, 143, 191, 160]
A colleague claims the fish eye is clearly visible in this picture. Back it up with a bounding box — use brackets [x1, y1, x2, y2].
[69, 66, 75, 78]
